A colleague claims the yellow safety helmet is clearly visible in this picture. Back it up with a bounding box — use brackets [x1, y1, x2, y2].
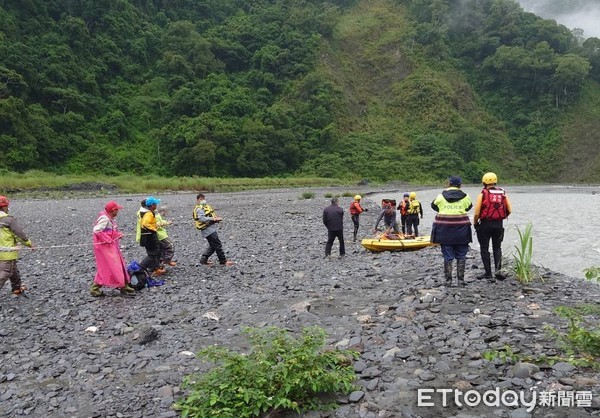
[409, 192, 417, 199]
[354, 195, 361, 200]
[482, 172, 498, 185]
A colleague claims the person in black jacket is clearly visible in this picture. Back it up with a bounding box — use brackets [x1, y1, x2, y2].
[323, 197, 345, 258]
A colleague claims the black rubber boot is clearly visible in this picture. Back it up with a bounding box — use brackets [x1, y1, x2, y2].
[444, 261, 453, 286]
[477, 252, 493, 279]
[493, 250, 506, 279]
[457, 259, 466, 287]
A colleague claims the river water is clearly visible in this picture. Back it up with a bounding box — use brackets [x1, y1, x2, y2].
[371, 185, 600, 279]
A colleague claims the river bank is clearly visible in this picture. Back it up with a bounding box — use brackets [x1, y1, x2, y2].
[0, 188, 599, 418]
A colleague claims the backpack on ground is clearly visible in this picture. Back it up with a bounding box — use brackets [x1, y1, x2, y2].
[480, 187, 508, 221]
[127, 261, 150, 291]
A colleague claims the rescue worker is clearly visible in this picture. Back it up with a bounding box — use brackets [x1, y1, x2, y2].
[137, 196, 166, 276]
[323, 197, 345, 258]
[0, 196, 33, 296]
[473, 172, 512, 280]
[431, 176, 473, 287]
[397, 193, 410, 234]
[374, 202, 399, 234]
[193, 193, 233, 266]
[406, 192, 423, 237]
[349, 195, 368, 242]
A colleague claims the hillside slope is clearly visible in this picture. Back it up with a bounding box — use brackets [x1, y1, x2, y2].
[557, 80, 600, 182]
[1, 0, 599, 182]
[302, 0, 515, 183]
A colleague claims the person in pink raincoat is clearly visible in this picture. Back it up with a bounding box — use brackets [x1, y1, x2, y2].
[90, 201, 135, 297]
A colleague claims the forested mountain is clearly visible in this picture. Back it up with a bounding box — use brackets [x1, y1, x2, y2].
[1, 0, 599, 182]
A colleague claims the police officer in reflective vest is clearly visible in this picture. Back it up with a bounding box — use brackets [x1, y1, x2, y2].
[473, 172, 512, 280]
[431, 176, 473, 287]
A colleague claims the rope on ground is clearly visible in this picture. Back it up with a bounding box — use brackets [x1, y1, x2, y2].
[0, 232, 153, 252]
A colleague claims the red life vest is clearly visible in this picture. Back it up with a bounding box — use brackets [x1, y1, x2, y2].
[349, 201, 363, 215]
[479, 187, 508, 221]
[398, 200, 409, 216]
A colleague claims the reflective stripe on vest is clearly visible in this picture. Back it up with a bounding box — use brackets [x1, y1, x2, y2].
[480, 187, 507, 221]
[435, 195, 471, 215]
[193, 204, 215, 230]
[407, 200, 421, 215]
[0, 212, 18, 260]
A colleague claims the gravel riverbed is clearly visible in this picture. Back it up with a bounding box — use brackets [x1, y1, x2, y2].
[1, 188, 599, 418]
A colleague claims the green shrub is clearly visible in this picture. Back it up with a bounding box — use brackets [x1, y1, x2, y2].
[583, 266, 600, 284]
[511, 223, 540, 283]
[176, 326, 358, 418]
[301, 191, 316, 199]
[551, 306, 600, 358]
[324, 193, 333, 198]
[341, 192, 354, 197]
[482, 345, 519, 364]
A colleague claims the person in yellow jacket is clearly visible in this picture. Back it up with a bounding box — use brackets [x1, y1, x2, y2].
[406, 192, 423, 237]
[137, 196, 166, 276]
[0, 196, 33, 296]
[156, 205, 176, 267]
[193, 193, 233, 266]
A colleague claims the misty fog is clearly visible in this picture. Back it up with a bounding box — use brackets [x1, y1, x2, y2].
[517, 0, 600, 39]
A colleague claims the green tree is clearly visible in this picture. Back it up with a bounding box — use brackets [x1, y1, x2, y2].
[552, 54, 591, 106]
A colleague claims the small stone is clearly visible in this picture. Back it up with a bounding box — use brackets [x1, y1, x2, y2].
[558, 377, 576, 386]
[86, 365, 100, 374]
[357, 315, 371, 323]
[552, 362, 576, 373]
[574, 377, 599, 386]
[348, 391, 365, 402]
[453, 380, 472, 390]
[366, 378, 379, 391]
[202, 311, 221, 321]
[420, 372, 435, 381]
[85, 326, 98, 333]
[335, 339, 350, 349]
[512, 362, 540, 379]
[420, 293, 435, 303]
[361, 367, 382, 378]
[397, 348, 413, 359]
[137, 327, 160, 345]
[354, 361, 368, 373]
[510, 408, 532, 418]
[383, 347, 400, 359]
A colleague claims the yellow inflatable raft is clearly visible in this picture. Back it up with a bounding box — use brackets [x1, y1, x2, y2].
[361, 235, 438, 252]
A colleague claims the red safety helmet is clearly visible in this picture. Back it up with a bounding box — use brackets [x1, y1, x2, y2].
[0, 195, 9, 207]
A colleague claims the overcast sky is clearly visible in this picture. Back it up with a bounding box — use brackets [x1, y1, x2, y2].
[517, 0, 600, 39]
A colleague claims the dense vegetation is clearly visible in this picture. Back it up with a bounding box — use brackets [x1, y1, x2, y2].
[1, 0, 599, 182]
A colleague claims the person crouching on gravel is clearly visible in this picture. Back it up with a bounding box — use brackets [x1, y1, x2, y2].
[137, 196, 167, 276]
[0, 195, 33, 297]
[156, 205, 176, 267]
[91, 201, 134, 297]
[193, 193, 233, 266]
